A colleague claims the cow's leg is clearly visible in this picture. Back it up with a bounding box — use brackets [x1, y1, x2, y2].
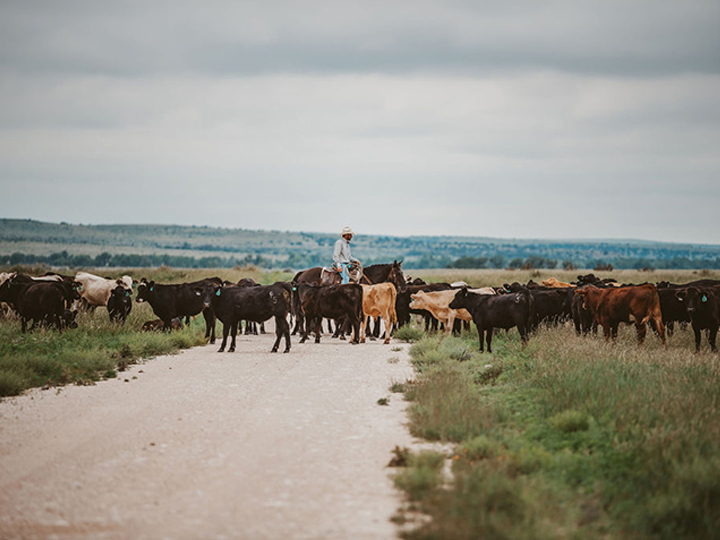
[275, 316, 291, 353]
[655, 318, 667, 346]
[693, 325, 702, 353]
[218, 321, 230, 352]
[383, 313, 393, 344]
[452, 318, 463, 336]
[203, 308, 216, 344]
[314, 317, 322, 343]
[476, 324, 484, 352]
[360, 315, 367, 344]
[228, 321, 238, 352]
[373, 317, 381, 338]
[708, 326, 718, 353]
[601, 323, 611, 342]
[299, 315, 311, 343]
[611, 324, 619, 342]
[271, 316, 284, 353]
[350, 314, 360, 344]
[486, 327, 494, 353]
[292, 312, 303, 335]
[518, 323, 529, 347]
[666, 321, 675, 337]
[636, 322, 647, 345]
[162, 317, 173, 333]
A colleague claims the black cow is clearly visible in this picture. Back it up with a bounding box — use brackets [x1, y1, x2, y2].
[575, 274, 618, 287]
[675, 287, 719, 353]
[571, 288, 597, 336]
[294, 282, 363, 344]
[0, 280, 66, 332]
[107, 286, 133, 324]
[235, 278, 267, 335]
[656, 286, 691, 336]
[201, 282, 292, 353]
[502, 283, 573, 330]
[449, 288, 534, 353]
[658, 279, 720, 290]
[136, 278, 221, 342]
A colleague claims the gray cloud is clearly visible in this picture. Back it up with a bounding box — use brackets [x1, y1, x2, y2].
[0, 1, 719, 244]
[1, 1, 719, 78]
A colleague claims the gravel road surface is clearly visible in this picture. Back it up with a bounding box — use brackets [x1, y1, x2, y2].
[0, 330, 418, 540]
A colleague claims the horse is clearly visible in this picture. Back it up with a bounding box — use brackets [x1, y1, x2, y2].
[361, 261, 406, 289]
[291, 261, 405, 338]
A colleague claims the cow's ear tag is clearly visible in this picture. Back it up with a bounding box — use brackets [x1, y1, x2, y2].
[702, 294, 708, 303]
[149, 286, 154, 292]
[216, 289, 221, 297]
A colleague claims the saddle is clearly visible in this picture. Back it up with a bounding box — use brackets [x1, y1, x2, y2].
[320, 266, 341, 286]
[320, 263, 363, 285]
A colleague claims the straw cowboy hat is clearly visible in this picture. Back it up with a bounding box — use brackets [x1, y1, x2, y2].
[340, 226, 354, 237]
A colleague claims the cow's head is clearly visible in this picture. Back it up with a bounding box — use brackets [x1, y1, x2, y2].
[111, 285, 132, 301]
[676, 287, 711, 315]
[408, 291, 428, 310]
[574, 287, 590, 309]
[135, 280, 154, 303]
[70, 280, 83, 301]
[196, 283, 221, 309]
[448, 288, 468, 310]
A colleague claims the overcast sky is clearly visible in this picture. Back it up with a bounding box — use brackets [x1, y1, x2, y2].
[1, 1, 719, 244]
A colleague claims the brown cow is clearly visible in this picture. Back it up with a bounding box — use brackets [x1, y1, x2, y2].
[360, 283, 398, 344]
[541, 277, 574, 288]
[574, 284, 666, 345]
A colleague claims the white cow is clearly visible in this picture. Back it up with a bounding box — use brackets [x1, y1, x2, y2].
[410, 287, 496, 335]
[74, 271, 135, 309]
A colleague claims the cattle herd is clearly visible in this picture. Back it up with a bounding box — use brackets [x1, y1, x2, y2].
[1, 263, 719, 354]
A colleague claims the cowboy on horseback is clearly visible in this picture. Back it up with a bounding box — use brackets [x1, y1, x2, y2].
[333, 226, 361, 284]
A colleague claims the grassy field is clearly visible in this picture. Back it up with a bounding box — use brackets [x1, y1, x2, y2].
[391, 268, 720, 540]
[0, 265, 294, 398]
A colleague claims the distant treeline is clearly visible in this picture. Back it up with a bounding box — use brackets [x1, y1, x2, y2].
[3, 219, 720, 270]
[3, 250, 720, 271]
[0, 251, 272, 270]
[446, 255, 720, 270]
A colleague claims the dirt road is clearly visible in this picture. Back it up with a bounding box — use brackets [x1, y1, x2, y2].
[0, 331, 418, 540]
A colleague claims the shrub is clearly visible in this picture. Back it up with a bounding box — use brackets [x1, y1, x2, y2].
[394, 325, 424, 343]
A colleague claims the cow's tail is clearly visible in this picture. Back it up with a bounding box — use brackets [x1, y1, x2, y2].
[644, 285, 666, 344]
[357, 285, 365, 322]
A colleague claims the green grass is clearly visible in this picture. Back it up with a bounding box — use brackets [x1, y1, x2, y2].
[0, 302, 208, 397]
[396, 323, 720, 540]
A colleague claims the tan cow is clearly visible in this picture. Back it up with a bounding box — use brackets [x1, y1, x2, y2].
[410, 287, 496, 335]
[360, 283, 398, 344]
[74, 271, 135, 309]
[541, 277, 574, 288]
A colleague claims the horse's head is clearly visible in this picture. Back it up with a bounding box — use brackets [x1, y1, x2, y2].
[388, 261, 406, 289]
